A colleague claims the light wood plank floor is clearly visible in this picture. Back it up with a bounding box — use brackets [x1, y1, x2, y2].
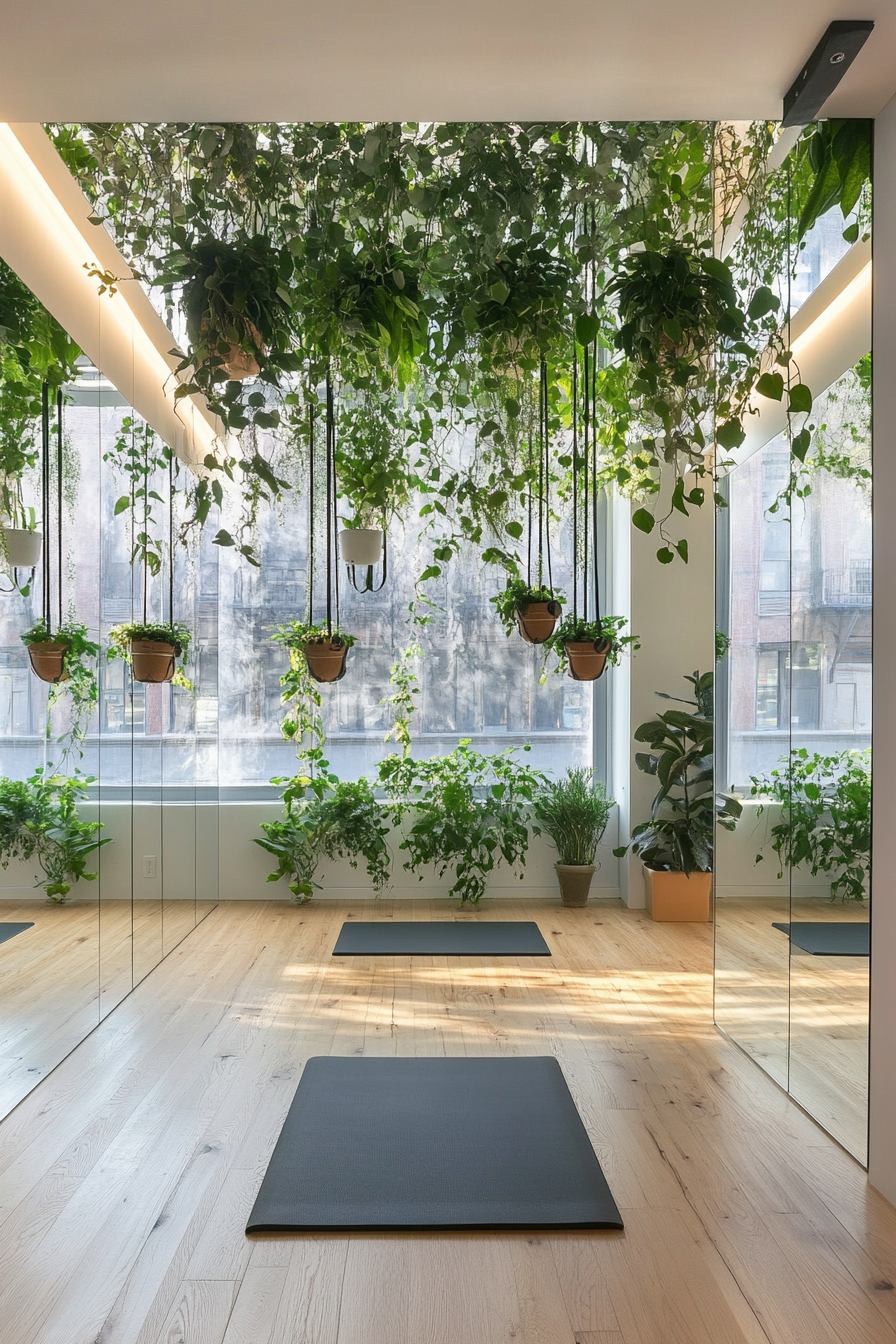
[1, 897, 895, 1344]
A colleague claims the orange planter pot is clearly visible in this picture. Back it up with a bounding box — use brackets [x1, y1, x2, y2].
[517, 601, 561, 645]
[130, 640, 176, 683]
[28, 643, 69, 684]
[565, 639, 610, 682]
[642, 866, 712, 922]
[303, 639, 349, 683]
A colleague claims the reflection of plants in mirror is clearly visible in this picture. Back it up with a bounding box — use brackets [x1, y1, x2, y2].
[21, 618, 99, 758]
[337, 393, 416, 529]
[107, 620, 193, 688]
[750, 748, 871, 904]
[0, 768, 109, 902]
[379, 740, 546, 905]
[714, 629, 730, 661]
[381, 640, 421, 758]
[255, 774, 390, 902]
[615, 670, 741, 874]
[534, 768, 614, 866]
[103, 416, 173, 575]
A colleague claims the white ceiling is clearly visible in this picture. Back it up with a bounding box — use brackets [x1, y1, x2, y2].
[1, 0, 894, 122]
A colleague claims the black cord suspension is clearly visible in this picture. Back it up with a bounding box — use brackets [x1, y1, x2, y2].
[582, 342, 590, 623]
[56, 390, 63, 630]
[572, 349, 578, 621]
[541, 358, 554, 598]
[325, 373, 334, 636]
[591, 335, 601, 624]
[526, 435, 533, 589]
[308, 400, 315, 625]
[168, 449, 175, 625]
[41, 381, 50, 632]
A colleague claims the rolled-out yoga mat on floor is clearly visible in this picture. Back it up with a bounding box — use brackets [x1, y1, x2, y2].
[0, 923, 34, 945]
[332, 920, 551, 956]
[772, 921, 869, 957]
[246, 1056, 623, 1233]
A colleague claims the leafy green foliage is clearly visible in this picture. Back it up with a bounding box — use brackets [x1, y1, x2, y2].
[795, 120, 872, 242]
[381, 640, 421, 759]
[336, 393, 417, 527]
[615, 670, 741, 874]
[103, 417, 173, 576]
[0, 768, 109, 902]
[21, 618, 99, 758]
[378, 740, 546, 905]
[534, 768, 614, 866]
[255, 773, 390, 902]
[750, 748, 870, 904]
[542, 614, 638, 675]
[490, 579, 563, 638]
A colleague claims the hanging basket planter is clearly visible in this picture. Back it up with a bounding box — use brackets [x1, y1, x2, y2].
[517, 600, 562, 645]
[565, 637, 611, 682]
[302, 637, 350, 684]
[129, 640, 177, 683]
[339, 528, 384, 567]
[200, 314, 264, 381]
[27, 642, 69, 684]
[2, 527, 43, 569]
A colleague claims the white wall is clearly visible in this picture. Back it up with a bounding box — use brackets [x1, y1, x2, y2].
[869, 93, 896, 1206]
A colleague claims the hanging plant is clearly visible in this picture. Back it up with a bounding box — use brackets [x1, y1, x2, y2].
[107, 620, 193, 687]
[491, 579, 564, 646]
[0, 768, 109, 903]
[543, 615, 639, 682]
[271, 620, 356, 685]
[21, 618, 99, 746]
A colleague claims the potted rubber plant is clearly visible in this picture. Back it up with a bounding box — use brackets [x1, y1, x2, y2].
[543, 614, 639, 682]
[534, 768, 614, 906]
[491, 578, 564, 646]
[107, 620, 192, 686]
[271, 620, 357, 684]
[614, 670, 741, 921]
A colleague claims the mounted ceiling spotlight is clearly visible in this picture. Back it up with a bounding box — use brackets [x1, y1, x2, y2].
[782, 20, 874, 127]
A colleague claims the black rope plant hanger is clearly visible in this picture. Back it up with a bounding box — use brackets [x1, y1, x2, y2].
[516, 358, 561, 646]
[125, 427, 182, 686]
[303, 373, 351, 684]
[24, 384, 68, 685]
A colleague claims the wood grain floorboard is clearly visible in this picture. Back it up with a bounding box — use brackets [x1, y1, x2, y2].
[0, 898, 894, 1344]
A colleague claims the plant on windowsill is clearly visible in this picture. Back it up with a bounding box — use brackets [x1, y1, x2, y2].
[534, 768, 614, 907]
[613, 670, 741, 921]
[542, 614, 639, 682]
[107, 620, 193, 688]
[749, 747, 870, 904]
[271, 620, 357, 685]
[0, 768, 110, 903]
[378, 740, 547, 906]
[491, 578, 564, 646]
[255, 774, 391, 902]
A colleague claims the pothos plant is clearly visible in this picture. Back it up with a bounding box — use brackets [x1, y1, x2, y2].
[0, 767, 109, 902]
[490, 579, 563, 636]
[20, 618, 100, 757]
[107, 620, 193, 688]
[749, 748, 870, 905]
[542, 614, 639, 678]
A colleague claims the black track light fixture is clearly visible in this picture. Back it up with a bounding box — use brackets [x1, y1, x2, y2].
[783, 20, 874, 127]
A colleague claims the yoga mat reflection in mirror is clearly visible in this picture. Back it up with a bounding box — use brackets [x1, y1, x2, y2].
[772, 921, 869, 956]
[247, 1056, 623, 1232]
[0, 923, 34, 946]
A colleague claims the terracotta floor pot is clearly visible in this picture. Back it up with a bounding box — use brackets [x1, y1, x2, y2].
[130, 640, 176, 683]
[28, 643, 69, 683]
[555, 864, 595, 907]
[643, 866, 712, 922]
[565, 639, 609, 681]
[303, 639, 349, 683]
[3, 527, 42, 568]
[517, 601, 561, 645]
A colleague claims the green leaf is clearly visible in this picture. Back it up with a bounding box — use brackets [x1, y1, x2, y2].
[213, 529, 236, 548]
[791, 428, 811, 462]
[675, 539, 689, 563]
[788, 383, 812, 414]
[656, 547, 674, 565]
[489, 279, 510, 304]
[631, 508, 655, 534]
[747, 286, 779, 320]
[575, 313, 600, 346]
[756, 371, 784, 401]
[715, 418, 745, 451]
[113, 496, 130, 516]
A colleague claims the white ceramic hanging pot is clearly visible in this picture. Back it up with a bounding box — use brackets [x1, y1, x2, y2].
[2, 527, 42, 568]
[339, 528, 384, 567]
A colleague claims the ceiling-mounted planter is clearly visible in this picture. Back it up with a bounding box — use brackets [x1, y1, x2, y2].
[303, 636, 350, 684]
[564, 638, 611, 682]
[130, 640, 176, 683]
[27, 641, 69, 683]
[2, 526, 42, 569]
[517, 600, 562, 646]
[340, 528, 384, 567]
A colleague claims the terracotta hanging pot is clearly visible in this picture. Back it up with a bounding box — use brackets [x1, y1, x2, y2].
[2, 527, 43, 568]
[303, 638, 349, 683]
[565, 638, 611, 682]
[130, 640, 176, 684]
[555, 863, 595, 907]
[517, 600, 562, 645]
[28, 643, 69, 684]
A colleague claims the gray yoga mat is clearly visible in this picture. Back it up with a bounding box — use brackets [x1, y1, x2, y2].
[246, 1056, 623, 1233]
[0, 923, 34, 946]
[333, 920, 551, 956]
[773, 921, 869, 957]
